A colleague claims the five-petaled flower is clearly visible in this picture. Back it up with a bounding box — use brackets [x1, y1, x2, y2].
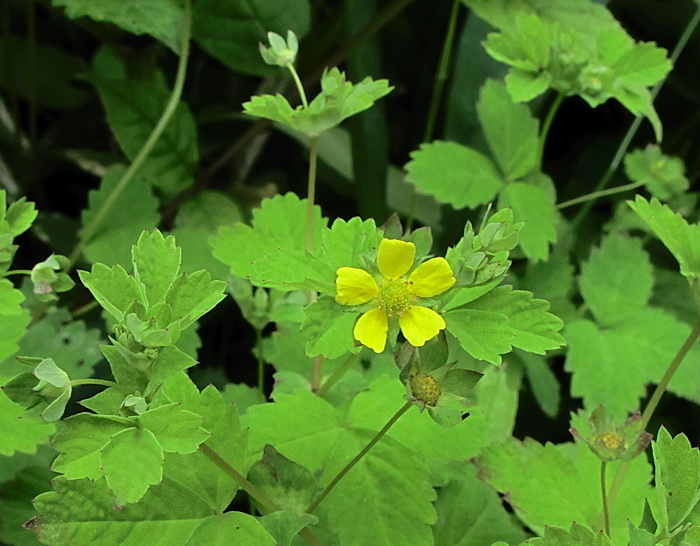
[335, 239, 456, 353]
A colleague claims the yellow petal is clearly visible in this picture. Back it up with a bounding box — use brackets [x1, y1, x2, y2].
[408, 257, 456, 297]
[399, 306, 446, 347]
[354, 308, 388, 353]
[377, 239, 416, 280]
[336, 267, 379, 305]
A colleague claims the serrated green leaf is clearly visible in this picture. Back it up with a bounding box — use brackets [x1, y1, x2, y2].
[433, 465, 528, 545]
[175, 190, 243, 232]
[52, 0, 184, 52]
[90, 77, 198, 196]
[652, 427, 700, 532]
[444, 309, 513, 364]
[183, 512, 276, 545]
[0, 278, 25, 315]
[192, 0, 310, 76]
[80, 166, 160, 267]
[52, 414, 131, 480]
[405, 140, 503, 209]
[164, 270, 227, 331]
[0, 280, 30, 370]
[321, 217, 382, 271]
[132, 230, 181, 307]
[101, 427, 164, 506]
[498, 182, 558, 261]
[611, 41, 671, 88]
[301, 297, 361, 359]
[628, 196, 700, 279]
[0, 392, 54, 456]
[5, 197, 38, 237]
[33, 477, 213, 545]
[0, 466, 50, 546]
[578, 234, 653, 327]
[477, 437, 650, 539]
[537, 522, 614, 545]
[78, 263, 144, 322]
[150, 345, 197, 384]
[624, 146, 688, 201]
[138, 403, 209, 454]
[477, 79, 539, 180]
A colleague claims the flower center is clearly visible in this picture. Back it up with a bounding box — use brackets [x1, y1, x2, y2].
[378, 279, 415, 317]
[598, 432, 622, 450]
[409, 373, 441, 407]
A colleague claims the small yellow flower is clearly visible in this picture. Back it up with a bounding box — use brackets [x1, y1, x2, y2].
[335, 239, 456, 353]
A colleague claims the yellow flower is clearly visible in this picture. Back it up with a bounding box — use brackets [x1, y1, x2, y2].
[335, 239, 456, 353]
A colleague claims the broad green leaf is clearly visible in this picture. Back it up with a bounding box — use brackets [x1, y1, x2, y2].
[4, 196, 38, 237]
[183, 512, 275, 545]
[52, 414, 131, 480]
[564, 308, 697, 417]
[477, 437, 651, 542]
[78, 263, 144, 322]
[210, 193, 334, 292]
[90, 77, 198, 196]
[533, 522, 614, 545]
[164, 270, 227, 331]
[471, 362, 522, 441]
[259, 511, 317, 546]
[132, 230, 181, 307]
[578, 234, 653, 327]
[628, 196, 700, 279]
[624, 146, 688, 201]
[193, 0, 310, 76]
[301, 297, 361, 359]
[101, 427, 164, 506]
[0, 392, 54, 456]
[150, 345, 198, 384]
[138, 403, 209, 454]
[0, 466, 50, 546]
[652, 427, 700, 532]
[0, 280, 29, 369]
[321, 217, 382, 271]
[521, 252, 577, 324]
[405, 141, 503, 209]
[445, 309, 513, 365]
[33, 477, 213, 545]
[52, 0, 184, 52]
[477, 79, 539, 180]
[80, 167, 159, 267]
[610, 42, 672, 88]
[498, 182, 558, 261]
[247, 444, 318, 513]
[433, 465, 528, 545]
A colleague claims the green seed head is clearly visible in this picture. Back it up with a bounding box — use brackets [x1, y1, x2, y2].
[409, 373, 441, 407]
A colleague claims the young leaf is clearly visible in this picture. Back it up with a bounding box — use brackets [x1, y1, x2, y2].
[165, 270, 227, 331]
[132, 230, 181, 307]
[101, 427, 164, 506]
[53, 0, 184, 52]
[405, 141, 503, 209]
[578, 233, 653, 327]
[498, 182, 558, 261]
[628, 195, 700, 280]
[90, 77, 198, 196]
[78, 263, 145, 322]
[320, 217, 382, 272]
[624, 145, 688, 200]
[652, 427, 700, 532]
[4, 196, 37, 237]
[193, 0, 310, 76]
[477, 79, 539, 180]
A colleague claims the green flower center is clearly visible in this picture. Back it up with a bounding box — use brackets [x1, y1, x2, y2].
[378, 279, 415, 317]
[598, 432, 622, 450]
[409, 373, 441, 407]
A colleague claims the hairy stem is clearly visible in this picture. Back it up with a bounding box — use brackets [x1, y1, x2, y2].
[306, 401, 413, 514]
[557, 181, 644, 210]
[570, 4, 700, 229]
[67, 0, 192, 268]
[601, 461, 611, 537]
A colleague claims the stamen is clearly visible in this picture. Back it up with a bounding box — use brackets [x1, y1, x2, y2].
[377, 279, 415, 317]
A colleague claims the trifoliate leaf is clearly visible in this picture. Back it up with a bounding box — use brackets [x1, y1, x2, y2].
[405, 141, 503, 209]
[477, 437, 651, 538]
[101, 427, 164, 506]
[52, 0, 184, 52]
[138, 403, 209, 454]
[628, 196, 700, 279]
[477, 80, 539, 180]
[80, 166, 160, 267]
[652, 427, 700, 532]
[625, 146, 688, 201]
[578, 234, 653, 327]
[498, 182, 557, 261]
[33, 477, 213, 545]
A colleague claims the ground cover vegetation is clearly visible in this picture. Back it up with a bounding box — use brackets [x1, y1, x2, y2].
[2, 0, 700, 544]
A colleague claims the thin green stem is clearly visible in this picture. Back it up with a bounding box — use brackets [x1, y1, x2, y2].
[306, 401, 413, 514]
[407, 0, 461, 230]
[4, 269, 32, 276]
[601, 461, 611, 537]
[305, 137, 319, 254]
[71, 299, 100, 319]
[70, 378, 120, 389]
[286, 63, 308, 109]
[66, 0, 193, 269]
[316, 353, 358, 397]
[641, 319, 700, 429]
[256, 329, 265, 393]
[570, 4, 700, 229]
[557, 181, 644, 210]
[537, 93, 564, 170]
